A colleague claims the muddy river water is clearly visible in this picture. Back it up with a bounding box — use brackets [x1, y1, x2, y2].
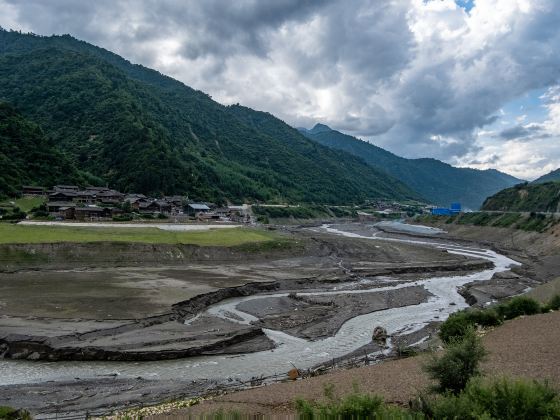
[0, 224, 519, 386]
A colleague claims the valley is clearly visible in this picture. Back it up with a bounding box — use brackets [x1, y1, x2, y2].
[1, 13, 560, 419]
[1, 221, 554, 416]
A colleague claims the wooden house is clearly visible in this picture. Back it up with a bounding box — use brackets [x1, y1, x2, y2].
[21, 186, 46, 196]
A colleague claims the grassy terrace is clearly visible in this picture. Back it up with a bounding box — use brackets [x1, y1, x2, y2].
[0, 197, 45, 212]
[0, 224, 282, 246]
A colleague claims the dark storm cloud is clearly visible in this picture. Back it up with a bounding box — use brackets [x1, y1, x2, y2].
[498, 124, 545, 140]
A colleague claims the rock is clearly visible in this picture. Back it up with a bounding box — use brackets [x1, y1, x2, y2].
[492, 271, 521, 280]
[372, 326, 387, 344]
[27, 352, 42, 360]
[288, 368, 299, 380]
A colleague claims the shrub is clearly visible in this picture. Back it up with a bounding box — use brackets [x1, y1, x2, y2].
[419, 377, 560, 420]
[0, 406, 32, 419]
[492, 212, 522, 228]
[424, 328, 487, 394]
[496, 296, 541, 320]
[256, 215, 269, 224]
[439, 309, 501, 343]
[295, 385, 416, 419]
[543, 294, 560, 312]
[469, 309, 502, 327]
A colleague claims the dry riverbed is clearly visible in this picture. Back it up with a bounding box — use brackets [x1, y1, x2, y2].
[0, 222, 543, 416]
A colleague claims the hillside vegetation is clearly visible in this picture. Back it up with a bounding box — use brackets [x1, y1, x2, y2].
[0, 103, 85, 197]
[419, 211, 559, 233]
[300, 124, 521, 209]
[0, 29, 419, 204]
[482, 182, 560, 213]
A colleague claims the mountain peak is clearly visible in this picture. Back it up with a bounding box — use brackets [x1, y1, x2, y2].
[309, 123, 333, 134]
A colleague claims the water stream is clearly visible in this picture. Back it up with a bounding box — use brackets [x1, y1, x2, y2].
[0, 224, 519, 386]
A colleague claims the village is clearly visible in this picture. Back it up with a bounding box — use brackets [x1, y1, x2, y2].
[10, 185, 443, 226]
[20, 185, 252, 223]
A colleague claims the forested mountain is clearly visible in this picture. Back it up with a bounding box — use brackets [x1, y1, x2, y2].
[0, 102, 86, 197]
[0, 29, 420, 204]
[299, 124, 522, 209]
[533, 169, 560, 184]
[482, 182, 560, 213]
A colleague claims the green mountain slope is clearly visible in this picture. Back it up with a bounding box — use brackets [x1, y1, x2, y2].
[533, 169, 560, 184]
[482, 182, 560, 213]
[0, 102, 85, 197]
[0, 29, 419, 204]
[227, 106, 418, 201]
[299, 124, 522, 209]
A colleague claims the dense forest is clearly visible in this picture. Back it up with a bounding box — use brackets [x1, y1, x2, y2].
[0, 29, 420, 204]
[299, 124, 521, 209]
[0, 102, 87, 197]
[482, 181, 560, 213]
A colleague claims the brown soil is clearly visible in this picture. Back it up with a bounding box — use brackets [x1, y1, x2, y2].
[160, 311, 560, 418]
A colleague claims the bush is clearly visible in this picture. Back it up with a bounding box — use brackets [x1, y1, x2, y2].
[256, 215, 269, 224]
[439, 309, 501, 343]
[295, 393, 414, 419]
[2, 211, 26, 220]
[496, 296, 541, 320]
[424, 328, 487, 394]
[543, 294, 560, 312]
[419, 377, 560, 420]
[492, 212, 522, 228]
[0, 406, 32, 419]
[295, 384, 416, 419]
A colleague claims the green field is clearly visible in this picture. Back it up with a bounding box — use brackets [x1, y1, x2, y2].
[0, 197, 45, 212]
[0, 224, 282, 246]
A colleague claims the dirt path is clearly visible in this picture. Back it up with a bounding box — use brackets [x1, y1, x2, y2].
[156, 311, 560, 418]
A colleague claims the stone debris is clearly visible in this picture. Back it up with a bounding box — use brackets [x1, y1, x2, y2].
[372, 326, 388, 344]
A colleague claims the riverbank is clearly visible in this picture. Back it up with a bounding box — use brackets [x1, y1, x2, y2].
[0, 222, 543, 416]
[145, 310, 560, 418]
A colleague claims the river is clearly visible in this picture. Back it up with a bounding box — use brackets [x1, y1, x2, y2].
[0, 223, 519, 386]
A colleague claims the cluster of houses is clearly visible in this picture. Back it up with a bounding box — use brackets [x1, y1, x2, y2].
[21, 185, 252, 223]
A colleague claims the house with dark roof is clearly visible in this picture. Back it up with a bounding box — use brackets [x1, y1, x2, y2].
[49, 191, 78, 202]
[53, 185, 79, 192]
[22, 186, 46, 196]
[74, 206, 108, 220]
[187, 203, 211, 216]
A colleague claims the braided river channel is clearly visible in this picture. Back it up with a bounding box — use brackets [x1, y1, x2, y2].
[0, 224, 519, 386]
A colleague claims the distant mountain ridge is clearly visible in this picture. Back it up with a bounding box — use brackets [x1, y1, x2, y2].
[299, 124, 522, 209]
[533, 169, 560, 184]
[0, 29, 420, 203]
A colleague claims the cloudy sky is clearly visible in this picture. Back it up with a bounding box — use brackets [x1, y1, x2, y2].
[2, 0, 560, 180]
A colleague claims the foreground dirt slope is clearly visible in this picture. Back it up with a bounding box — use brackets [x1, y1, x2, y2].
[158, 311, 560, 418]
